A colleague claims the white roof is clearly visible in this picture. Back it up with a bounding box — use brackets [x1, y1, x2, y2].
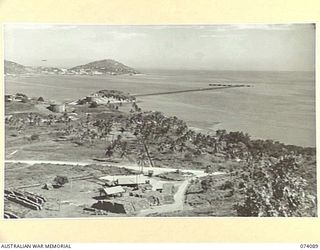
[102, 186, 125, 195]
[117, 177, 144, 185]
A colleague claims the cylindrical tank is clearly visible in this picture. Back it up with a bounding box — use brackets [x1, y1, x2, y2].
[50, 104, 65, 113]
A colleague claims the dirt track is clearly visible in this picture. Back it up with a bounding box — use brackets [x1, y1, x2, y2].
[137, 171, 210, 216]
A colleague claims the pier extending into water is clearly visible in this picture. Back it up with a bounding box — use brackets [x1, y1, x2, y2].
[133, 84, 251, 97]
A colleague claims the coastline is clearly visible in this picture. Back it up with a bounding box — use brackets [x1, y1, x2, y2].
[5, 72, 316, 148]
[4, 78, 317, 218]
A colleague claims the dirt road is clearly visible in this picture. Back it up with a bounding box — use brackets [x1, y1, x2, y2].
[5, 159, 215, 176]
[137, 171, 213, 216]
[5, 159, 91, 166]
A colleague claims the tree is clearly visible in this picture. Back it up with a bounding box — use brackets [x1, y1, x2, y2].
[53, 176, 69, 187]
[21, 97, 29, 103]
[137, 149, 149, 173]
[225, 131, 250, 145]
[16, 93, 27, 98]
[105, 145, 114, 157]
[89, 101, 98, 108]
[119, 141, 128, 158]
[30, 134, 40, 141]
[216, 129, 227, 139]
[235, 158, 316, 217]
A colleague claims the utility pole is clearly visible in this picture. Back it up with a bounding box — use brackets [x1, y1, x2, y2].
[142, 140, 154, 168]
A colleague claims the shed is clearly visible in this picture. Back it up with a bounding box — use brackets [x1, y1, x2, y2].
[99, 186, 125, 197]
[116, 177, 145, 187]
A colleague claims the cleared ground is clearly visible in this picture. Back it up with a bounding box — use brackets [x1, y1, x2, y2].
[5, 160, 216, 218]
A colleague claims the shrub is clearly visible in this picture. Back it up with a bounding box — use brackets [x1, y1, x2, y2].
[218, 165, 226, 171]
[53, 176, 69, 186]
[21, 97, 29, 103]
[184, 152, 193, 161]
[89, 101, 98, 108]
[16, 93, 27, 98]
[30, 134, 40, 140]
[37, 96, 44, 102]
[220, 180, 234, 190]
[77, 99, 87, 105]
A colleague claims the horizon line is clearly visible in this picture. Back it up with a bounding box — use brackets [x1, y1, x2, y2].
[4, 58, 315, 73]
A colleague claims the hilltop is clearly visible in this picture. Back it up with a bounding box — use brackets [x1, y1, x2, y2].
[69, 59, 139, 75]
[75, 89, 136, 105]
[4, 59, 139, 76]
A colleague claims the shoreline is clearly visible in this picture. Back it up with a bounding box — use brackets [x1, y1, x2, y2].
[5, 72, 316, 149]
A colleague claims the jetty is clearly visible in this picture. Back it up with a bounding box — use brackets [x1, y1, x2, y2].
[133, 84, 251, 98]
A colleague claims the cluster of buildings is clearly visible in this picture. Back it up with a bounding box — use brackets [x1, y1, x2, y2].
[91, 175, 175, 215]
[5, 93, 67, 114]
[66, 69, 104, 75]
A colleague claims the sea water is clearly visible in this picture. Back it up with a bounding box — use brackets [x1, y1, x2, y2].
[5, 69, 315, 147]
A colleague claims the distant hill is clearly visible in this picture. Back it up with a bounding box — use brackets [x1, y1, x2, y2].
[4, 60, 64, 75]
[68, 59, 139, 75]
[4, 60, 27, 75]
[4, 59, 139, 76]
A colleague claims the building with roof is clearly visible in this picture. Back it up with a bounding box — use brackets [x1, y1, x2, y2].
[99, 186, 125, 198]
[92, 197, 150, 214]
[116, 177, 146, 187]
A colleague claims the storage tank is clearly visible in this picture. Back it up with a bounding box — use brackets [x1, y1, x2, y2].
[49, 104, 65, 113]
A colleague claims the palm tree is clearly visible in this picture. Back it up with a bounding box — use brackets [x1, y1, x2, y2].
[137, 148, 149, 173]
[119, 141, 128, 158]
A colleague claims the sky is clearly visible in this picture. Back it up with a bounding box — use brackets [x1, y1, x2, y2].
[4, 24, 315, 71]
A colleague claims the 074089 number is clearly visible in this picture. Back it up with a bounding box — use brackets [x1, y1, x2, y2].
[300, 244, 319, 248]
